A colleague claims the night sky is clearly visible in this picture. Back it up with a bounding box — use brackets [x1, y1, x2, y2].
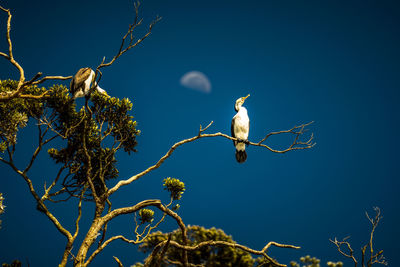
[1, 0, 399, 266]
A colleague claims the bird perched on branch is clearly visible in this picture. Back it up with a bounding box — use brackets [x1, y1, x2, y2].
[70, 67, 108, 99]
[231, 94, 250, 163]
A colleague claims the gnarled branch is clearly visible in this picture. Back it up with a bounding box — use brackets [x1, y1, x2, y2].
[146, 239, 299, 267]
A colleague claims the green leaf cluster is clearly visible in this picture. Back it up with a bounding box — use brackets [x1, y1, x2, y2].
[45, 87, 140, 198]
[290, 255, 343, 267]
[163, 177, 185, 200]
[0, 80, 140, 199]
[138, 208, 155, 224]
[0, 80, 45, 150]
[2, 260, 21, 267]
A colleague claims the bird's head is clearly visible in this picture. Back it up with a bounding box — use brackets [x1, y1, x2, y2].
[235, 94, 250, 111]
[96, 86, 110, 97]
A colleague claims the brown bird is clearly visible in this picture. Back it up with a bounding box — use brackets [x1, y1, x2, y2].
[70, 67, 108, 99]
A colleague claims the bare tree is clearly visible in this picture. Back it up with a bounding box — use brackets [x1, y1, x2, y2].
[330, 207, 388, 267]
[0, 2, 315, 267]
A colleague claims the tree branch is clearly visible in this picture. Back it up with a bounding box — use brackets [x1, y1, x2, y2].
[0, 5, 25, 99]
[330, 207, 388, 267]
[96, 1, 161, 71]
[148, 239, 299, 267]
[108, 121, 315, 196]
[329, 237, 358, 267]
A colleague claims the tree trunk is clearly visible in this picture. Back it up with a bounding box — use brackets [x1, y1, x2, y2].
[74, 205, 105, 267]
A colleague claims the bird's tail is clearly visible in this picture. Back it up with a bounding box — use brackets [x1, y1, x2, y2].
[235, 149, 247, 163]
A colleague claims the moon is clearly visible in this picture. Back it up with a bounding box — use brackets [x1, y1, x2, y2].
[180, 71, 211, 93]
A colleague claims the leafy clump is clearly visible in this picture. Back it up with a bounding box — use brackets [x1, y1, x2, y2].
[0, 80, 45, 150]
[327, 261, 343, 267]
[290, 255, 343, 267]
[138, 209, 154, 224]
[163, 177, 185, 200]
[43, 86, 140, 199]
[2, 260, 22, 267]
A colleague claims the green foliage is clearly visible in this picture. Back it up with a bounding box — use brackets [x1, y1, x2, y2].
[327, 261, 343, 267]
[0, 80, 140, 199]
[2, 260, 21, 267]
[45, 87, 139, 197]
[134, 225, 263, 267]
[289, 255, 343, 267]
[0, 80, 45, 150]
[138, 209, 155, 224]
[172, 204, 180, 211]
[163, 177, 185, 200]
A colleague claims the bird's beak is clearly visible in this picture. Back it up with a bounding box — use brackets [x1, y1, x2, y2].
[242, 94, 250, 101]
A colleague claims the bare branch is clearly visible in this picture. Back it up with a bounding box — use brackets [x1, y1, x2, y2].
[88, 235, 138, 264]
[96, 2, 161, 72]
[149, 239, 299, 267]
[331, 207, 388, 267]
[108, 121, 314, 196]
[330, 237, 358, 266]
[30, 75, 72, 86]
[0, 5, 25, 99]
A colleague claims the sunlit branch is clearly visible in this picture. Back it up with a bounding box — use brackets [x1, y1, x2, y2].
[113, 256, 124, 267]
[108, 121, 315, 196]
[147, 239, 300, 267]
[330, 207, 388, 267]
[329, 237, 358, 266]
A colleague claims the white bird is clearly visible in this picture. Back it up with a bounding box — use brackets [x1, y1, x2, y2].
[70, 67, 108, 99]
[231, 94, 250, 163]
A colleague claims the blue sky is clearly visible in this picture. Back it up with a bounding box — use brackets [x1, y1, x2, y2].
[1, 0, 400, 266]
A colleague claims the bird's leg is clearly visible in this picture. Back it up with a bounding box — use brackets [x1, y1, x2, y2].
[244, 139, 250, 146]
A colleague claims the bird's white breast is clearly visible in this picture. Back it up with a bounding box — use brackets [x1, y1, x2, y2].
[83, 70, 95, 94]
[233, 107, 249, 140]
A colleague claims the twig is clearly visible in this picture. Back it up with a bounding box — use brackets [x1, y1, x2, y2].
[113, 256, 124, 267]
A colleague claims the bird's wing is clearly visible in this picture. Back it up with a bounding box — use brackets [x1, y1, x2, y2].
[70, 68, 92, 94]
[231, 117, 237, 146]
